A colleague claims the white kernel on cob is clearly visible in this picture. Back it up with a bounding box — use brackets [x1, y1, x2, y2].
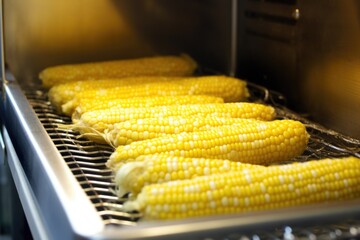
[40, 54, 198, 88]
[65, 102, 275, 144]
[71, 95, 224, 119]
[123, 157, 360, 220]
[114, 154, 266, 198]
[62, 76, 249, 115]
[105, 117, 266, 147]
[107, 119, 308, 169]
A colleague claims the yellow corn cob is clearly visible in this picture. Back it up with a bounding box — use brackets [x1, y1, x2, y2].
[114, 154, 266, 198]
[40, 54, 197, 88]
[123, 157, 360, 220]
[48, 76, 184, 112]
[105, 117, 266, 147]
[107, 119, 308, 169]
[62, 76, 249, 115]
[71, 95, 224, 118]
[68, 102, 275, 144]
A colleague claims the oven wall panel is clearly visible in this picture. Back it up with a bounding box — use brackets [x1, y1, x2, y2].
[298, 0, 360, 139]
[3, 0, 234, 85]
[237, 0, 299, 107]
[237, 0, 360, 139]
[3, 0, 154, 85]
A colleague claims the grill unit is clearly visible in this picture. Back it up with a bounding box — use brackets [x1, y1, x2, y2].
[2, 0, 360, 239]
[6, 81, 357, 239]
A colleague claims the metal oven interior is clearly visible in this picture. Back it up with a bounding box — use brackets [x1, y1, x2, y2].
[1, 0, 360, 239]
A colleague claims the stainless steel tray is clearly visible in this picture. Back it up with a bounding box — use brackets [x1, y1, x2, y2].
[2, 77, 360, 239]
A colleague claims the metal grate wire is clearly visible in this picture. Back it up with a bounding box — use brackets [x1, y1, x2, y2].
[26, 89, 139, 226]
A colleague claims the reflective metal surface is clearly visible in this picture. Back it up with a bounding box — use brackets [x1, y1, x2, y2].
[237, 0, 360, 139]
[0, 126, 4, 165]
[237, 0, 299, 110]
[2, 80, 104, 239]
[3, 127, 49, 240]
[3, 0, 235, 85]
[298, 0, 360, 139]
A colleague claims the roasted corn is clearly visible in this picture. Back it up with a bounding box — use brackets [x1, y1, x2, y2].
[105, 117, 268, 147]
[40, 54, 197, 88]
[62, 76, 249, 115]
[48, 76, 184, 112]
[66, 102, 275, 144]
[71, 95, 224, 118]
[107, 119, 308, 169]
[123, 157, 360, 220]
[115, 154, 265, 197]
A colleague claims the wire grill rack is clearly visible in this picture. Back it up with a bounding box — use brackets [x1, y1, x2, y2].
[24, 83, 360, 239]
[27, 89, 140, 226]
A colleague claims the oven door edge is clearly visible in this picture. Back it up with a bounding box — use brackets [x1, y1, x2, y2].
[3, 126, 49, 239]
[2, 79, 104, 239]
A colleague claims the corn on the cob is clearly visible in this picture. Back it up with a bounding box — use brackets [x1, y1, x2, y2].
[123, 157, 360, 220]
[71, 95, 224, 118]
[105, 117, 265, 147]
[40, 54, 197, 88]
[48, 76, 184, 112]
[67, 102, 275, 144]
[115, 154, 266, 198]
[62, 76, 249, 115]
[107, 119, 308, 169]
